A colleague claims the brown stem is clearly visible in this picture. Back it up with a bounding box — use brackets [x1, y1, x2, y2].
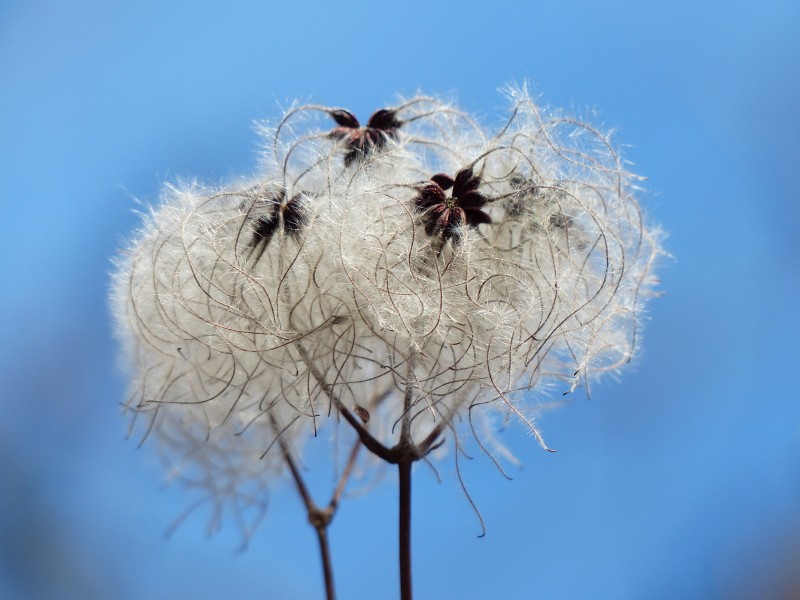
[331, 439, 361, 509]
[312, 515, 336, 600]
[295, 345, 434, 599]
[311, 440, 362, 600]
[398, 358, 415, 600]
[275, 433, 337, 600]
[273, 417, 363, 600]
[398, 459, 413, 600]
[295, 343, 394, 461]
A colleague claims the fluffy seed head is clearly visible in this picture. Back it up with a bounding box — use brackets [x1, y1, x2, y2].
[111, 88, 664, 536]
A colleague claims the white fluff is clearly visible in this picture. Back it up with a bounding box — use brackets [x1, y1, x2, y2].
[111, 88, 664, 537]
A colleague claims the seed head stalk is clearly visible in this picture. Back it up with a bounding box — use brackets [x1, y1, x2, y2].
[274, 414, 361, 600]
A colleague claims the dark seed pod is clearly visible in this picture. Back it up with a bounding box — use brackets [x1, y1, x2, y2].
[328, 106, 402, 166]
[415, 168, 491, 244]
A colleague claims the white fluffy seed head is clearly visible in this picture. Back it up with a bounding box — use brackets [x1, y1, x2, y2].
[112, 88, 664, 535]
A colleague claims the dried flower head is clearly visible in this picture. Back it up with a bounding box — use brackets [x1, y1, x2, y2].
[112, 87, 664, 538]
[328, 107, 402, 166]
[415, 167, 492, 243]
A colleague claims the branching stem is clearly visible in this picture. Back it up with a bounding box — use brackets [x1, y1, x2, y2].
[297, 345, 444, 600]
[272, 414, 361, 600]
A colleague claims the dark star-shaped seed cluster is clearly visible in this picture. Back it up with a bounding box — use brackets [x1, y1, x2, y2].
[329, 108, 402, 166]
[248, 190, 307, 263]
[415, 167, 491, 243]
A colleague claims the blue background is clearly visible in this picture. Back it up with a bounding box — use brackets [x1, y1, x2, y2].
[2, 1, 799, 598]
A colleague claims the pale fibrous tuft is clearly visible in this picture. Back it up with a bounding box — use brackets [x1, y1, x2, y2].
[111, 88, 663, 536]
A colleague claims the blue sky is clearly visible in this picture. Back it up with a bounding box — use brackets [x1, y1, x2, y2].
[1, 1, 799, 599]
